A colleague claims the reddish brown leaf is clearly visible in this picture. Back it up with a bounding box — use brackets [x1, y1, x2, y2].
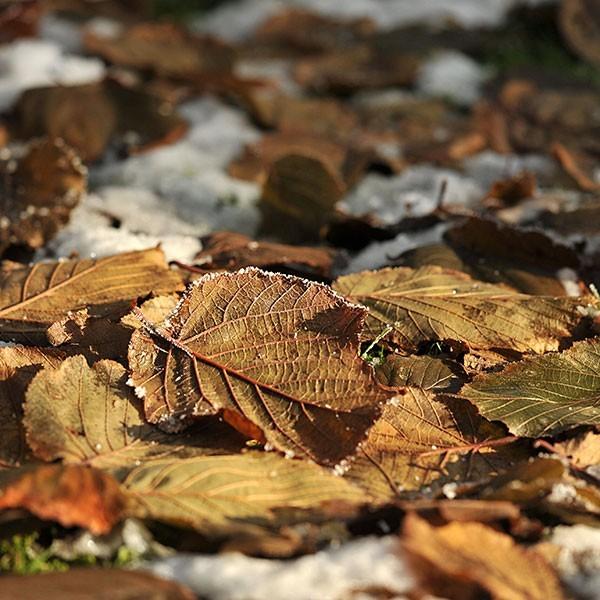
[0, 464, 126, 534]
[560, 0, 600, 68]
[128, 268, 389, 465]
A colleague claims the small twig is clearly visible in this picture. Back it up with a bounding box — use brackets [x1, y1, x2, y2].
[360, 324, 394, 360]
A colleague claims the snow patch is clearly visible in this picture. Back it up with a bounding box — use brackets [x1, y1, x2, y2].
[148, 536, 413, 600]
[0, 40, 104, 111]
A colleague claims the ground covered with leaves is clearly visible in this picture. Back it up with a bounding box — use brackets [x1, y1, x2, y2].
[0, 0, 600, 598]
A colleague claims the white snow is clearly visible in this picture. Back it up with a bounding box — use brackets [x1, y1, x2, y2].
[0, 40, 105, 111]
[39, 13, 84, 53]
[148, 536, 413, 600]
[340, 166, 483, 226]
[417, 50, 491, 106]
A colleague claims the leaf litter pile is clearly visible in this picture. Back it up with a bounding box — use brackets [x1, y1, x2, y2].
[1, 0, 600, 598]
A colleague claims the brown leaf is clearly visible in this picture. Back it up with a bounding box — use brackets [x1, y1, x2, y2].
[24, 355, 245, 475]
[0, 569, 196, 600]
[0, 138, 86, 256]
[345, 388, 517, 499]
[121, 451, 367, 535]
[560, 0, 600, 68]
[551, 141, 600, 192]
[294, 46, 419, 94]
[376, 354, 465, 393]
[484, 171, 537, 208]
[0, 248, 184, 344]
[84, 22, 234, 78]
[555, 431, 600, 469]
[0, 464, 126, 534]
[252, 8, 374, 53]
[334, 265, 586, 355]
[260, 154, 345, 243]
[128, 268, 389, 465]
[193, 231, 341, 278]
[402, 513, 565, 600]
[0, 345, 64, 467]
[426, 217, 583, 296]
[15, 80, 188, 162]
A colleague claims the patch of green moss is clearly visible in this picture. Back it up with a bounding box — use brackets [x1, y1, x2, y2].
[0, 532, 139, 575]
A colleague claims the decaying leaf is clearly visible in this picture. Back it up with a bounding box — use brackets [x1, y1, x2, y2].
[555, 430, 600, 469]
[24, 356, 245, 474]
[345, 388, 516, 500]
[0, 569, 196, 600]
[193, 231, 341, 278]
[0, 248, 184, 344]
[0, 138, 86, 256]
[402, 513, 565, 600]
[334, 266, 587, 355]
[128, 268, 389, 465]
[0, 345, 64, 467]
[0, 464, 126, 534]
[0, 0, 41, 43]
[459, 338, 600, 437]
[122, 452, 367, 534]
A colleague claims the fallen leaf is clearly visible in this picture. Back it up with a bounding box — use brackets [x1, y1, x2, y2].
[402, 513, 565, 600]
[84, 22, 234, 78]
[0, 0, 41, 43]
[0, 464, 126, 534]
[560, 0, 600, 68]
[0, 345, 64, 467]
[260, 154, 346, 243]
[484, 171, 537, 208]
[193, 231, 341, 278]
[0, 138, 86, 256]
[555, 430, 600, 469]
[0, 569, 196, 600]
[376, 354, 465, 393]
[122, 452, 367, 534]
[0, 248, 184, 344]
[345, 388, 517, 500]
[458, 337, 600, 437]
[128, 268, 389, 465]
[252, 8, 374, 53]
[24, 355, 245, 475]
[551, 141, 600, 192]
[334, 265, 587, 355]
[15, 80, 188, 162]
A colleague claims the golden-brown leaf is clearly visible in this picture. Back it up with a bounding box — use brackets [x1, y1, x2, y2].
[402, 513, 565, 600]
[24, 356, 246, 475]
[128, 268, 389, 465]
[345, 388, 518, 500]
[0, 345, 64, 467]
[122, 452, 367, 535]
[0, 248, 184, 344]
[334, 266, 586, 355]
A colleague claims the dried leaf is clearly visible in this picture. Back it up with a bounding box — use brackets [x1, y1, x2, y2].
[84, 22, 234, 78]
[484, 171, 536, 208]
[194, 231, 340, 278]
[0, 1, 41, 43]
[345, 388, 516, 500]
[122, 452, 367, 534]
[402, 514, 565, 600]
[0, 345, 64, 467]
[260, 154, 345, 243]
[459, 338, 600, 437]
[334, 266, 586, 355]
[128, 268, 388, 465]
[16, 80, 187, 162]
[24, 356, 245, 475]
[0, 138, 86, 255]
[0, 464, 126, 534]
[555, 431, 600, 469]
[0, 569, 196, 600]
[0, 248, 184, 344]
[376, 354, 465, 393]
[560, 0, 600, 68]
